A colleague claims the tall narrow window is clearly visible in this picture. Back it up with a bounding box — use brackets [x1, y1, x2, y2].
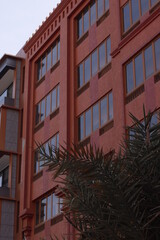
[100, 97, 107, 126]
[46, 94, 51, 117]
[108, 92, 113, 120]
[52, 43, 57, 66]
[78, 63, 83, 88]
[97, 0, 104, 18]
[155, 38, 160, 71]
[77, 14, 83, 38]
[40, 198, 47, 222]
[58, 39, 60, 61]
[93, 103, 99, 131]
[47, 49, 51, 71]
[36, 202, 39, 225]
[84, 57, 91, 83]
[135, 53, 144, 87]
[37, 60, 41, 81]
[40, 99, 45, 122]
[79, 115, 84, 141]
[92, 50, 98, 76]
[99, 42, 106, 70]
[35, 103, 41, 125]
[90, 0, 96, 25]
[107, 37, 111, 63]
[144, 45, 154, 79]
[85, 109, 91, 137]
[105, 0, 109, 10]
[123, 3, 130, 32]
[126, 61, 134, 93]
[47, 195, 52, 220]
[131, 0, 139, 23]
[41, 55, 46, 77]
[140, 0, 149, 15]
[83, 7, 89, 33]
[51, 88, 57, 112]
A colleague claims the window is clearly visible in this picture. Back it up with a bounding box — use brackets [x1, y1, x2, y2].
[77, 0, 109, 39]
[122, 0, 159, 33]
[0, 167, 9, 187]
[78, 37, 111, 89]
[78, 91, 113, 141]
[125, 36, 160, 94]
[34, 133, 59, 173]
[37, 38, 60, 81]
[35, 85, 59, 125]
[35, 192, 62, 225]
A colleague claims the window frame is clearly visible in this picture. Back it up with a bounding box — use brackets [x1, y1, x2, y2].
[78, 91, 113, 142]
[36, 38, 60, 82]
[77, 37, 111, 90]
[125, 36, 160, 95]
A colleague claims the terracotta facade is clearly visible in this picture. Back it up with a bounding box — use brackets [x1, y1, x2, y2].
[0, 0, 160, 239]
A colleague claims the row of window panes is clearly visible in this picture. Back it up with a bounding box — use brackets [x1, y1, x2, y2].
[37, 38, 60, 81]
[78, 92, 113, 141]
[77, 0, 109, 39]
[122, 0, 159, 33]
[35, 84, 59, 125]
[126, 37, 160, 94]
[78, 37, 111, 88]
[36, 192, 62, 225]
[34, 133, 59, 173]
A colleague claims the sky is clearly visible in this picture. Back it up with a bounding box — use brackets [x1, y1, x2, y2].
[0, 0, 61, 59]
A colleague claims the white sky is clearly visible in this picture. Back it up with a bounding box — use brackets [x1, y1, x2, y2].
[0, 0, 61, 59]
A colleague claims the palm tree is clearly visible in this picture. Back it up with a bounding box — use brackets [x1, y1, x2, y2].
[38, 108, 160, 239]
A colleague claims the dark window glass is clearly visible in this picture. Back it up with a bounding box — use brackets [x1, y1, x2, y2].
[52, 44, 57, 66]
[123, 3, 131, 32]
[78, 14, 82, 38]
[51, 88, 56, 112]
[83, 7, 89, 33]
[7, 83, 13, 98]
[140, 0, 149, 15]
[97, 0, 104, 18]
[78, 63, 83, 88]
[37, 60, 41, 80]
[58, 40, 60, 61]
[46, 94, 51, 117]
[47, 195, 52, 220]
[107, 38, 111, 63]
[34, 151, 39, 173]
[57, 85, 60, 107]
[131, 0, 139, 23]
[84, 57, 91, 83]
[100, 97, 107, 126]
[135, 53, 144, 87]
[53, 194, 59, 216]
[126, 61, 134, 93]
[92, 50, 98, 76]
[36, 202, 39, 225]
[151, 0, 158, 6]
[150, 113, 158, 127]
[109, 92, 113, 120]
[41, 55, 46, 77]
[144, 45, 154, 79]
[40, 99, 45, 122]
[0, 174, 2, 187]
[79, 115, 84, 141]
[40, 198, 47, 222]
[35, 103, 40, 125]
[105, 0, 109, 11]
[93, 103, 99, 131]
[51, 135, 56, 148]
[99, 42, 106, 70]
[85, 109, 91, 137]
[47, 49, 51, 71]
[90, 0, 96, 25]
[155, 38, 160, 71]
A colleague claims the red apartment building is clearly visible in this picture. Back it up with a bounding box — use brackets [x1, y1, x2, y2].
[0, 0, 160, 239]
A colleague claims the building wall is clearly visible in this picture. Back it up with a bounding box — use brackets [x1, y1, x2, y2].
[21, 0, 160, 239]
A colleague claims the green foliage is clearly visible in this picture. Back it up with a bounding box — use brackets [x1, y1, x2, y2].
[38, 109, 160, 239]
